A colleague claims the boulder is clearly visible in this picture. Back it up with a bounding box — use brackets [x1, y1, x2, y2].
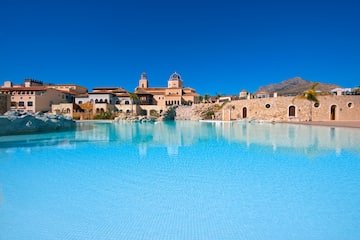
[0, 111, 76, 135]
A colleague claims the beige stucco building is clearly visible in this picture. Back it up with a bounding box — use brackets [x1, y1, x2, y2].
[0, 79, 88, 113]
[135, 72, 200, 107]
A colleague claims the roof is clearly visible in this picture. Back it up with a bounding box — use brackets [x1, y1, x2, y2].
[0, 86, 48, 91]
[135, 87, 167, 95]
[256, 91, 269, 95]
[183, 92, 200, 97]
[114, 93, 130, 97]
[93, 87, 119, 90]
[88, 92, 115, 95]
[169, 72, 182, 81]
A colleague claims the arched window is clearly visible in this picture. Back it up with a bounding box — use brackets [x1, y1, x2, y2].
[95, 99, 99, 103]
[289, 106, 296, 117]
[242, 107, 247, 118]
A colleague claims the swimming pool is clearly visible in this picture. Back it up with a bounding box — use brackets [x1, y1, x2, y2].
[1, 121, 359, 240]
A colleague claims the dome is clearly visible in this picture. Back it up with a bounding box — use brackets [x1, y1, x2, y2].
[169, 72, 182, 81]
[140, 72, 147, 80]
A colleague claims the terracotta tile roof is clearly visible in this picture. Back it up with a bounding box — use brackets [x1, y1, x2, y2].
[0, 86, 48, 91]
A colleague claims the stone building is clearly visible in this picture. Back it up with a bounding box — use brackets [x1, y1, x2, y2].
[222, 95, 360, 122]
[135, 72, 200, 106]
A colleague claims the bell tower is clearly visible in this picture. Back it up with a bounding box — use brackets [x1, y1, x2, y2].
[139, 72, 148, 88]
[168, 72, 183, 88]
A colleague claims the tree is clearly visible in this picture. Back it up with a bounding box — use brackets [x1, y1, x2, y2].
[293, 83, 321, 121]
[129, 93, 139, 115]
[204, 94, 210, 103]
[353, 86, 360, 95]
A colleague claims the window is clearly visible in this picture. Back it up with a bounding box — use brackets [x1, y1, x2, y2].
[348, 102, 353, 108]
[314, 102, 320, 108]
[27, 101, 33, 106]
[265, 104, 271, 109]
[19, 101, 25, 107]
[289, 106, 296, 117]
[11, 102, 16, 107]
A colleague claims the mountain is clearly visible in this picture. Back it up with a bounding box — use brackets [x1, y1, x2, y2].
[256, 77, 340, 96]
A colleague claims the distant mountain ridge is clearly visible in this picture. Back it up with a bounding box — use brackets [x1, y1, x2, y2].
[256, 77, 340, 96]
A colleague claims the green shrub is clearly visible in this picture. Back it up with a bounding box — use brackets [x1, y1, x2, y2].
[205, 110, 214, 119]
[93, 111, 112, 120]
[150, 110, 159, 117]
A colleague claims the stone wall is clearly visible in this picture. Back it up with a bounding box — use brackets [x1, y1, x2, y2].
[175, 95, 360, 122]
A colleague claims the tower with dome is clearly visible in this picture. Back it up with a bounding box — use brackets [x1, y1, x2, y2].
[135, 72, 199, 106]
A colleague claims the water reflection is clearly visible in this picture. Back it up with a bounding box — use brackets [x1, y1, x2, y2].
[0, 121, 359, 157]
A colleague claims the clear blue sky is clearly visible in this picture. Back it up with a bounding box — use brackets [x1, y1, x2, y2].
[1, 0, 359, 95]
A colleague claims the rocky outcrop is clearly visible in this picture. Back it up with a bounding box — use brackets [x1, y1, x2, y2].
[175, 104, 223, 120]
[0, 111, 76, 135]
[114, 115, 156, 123]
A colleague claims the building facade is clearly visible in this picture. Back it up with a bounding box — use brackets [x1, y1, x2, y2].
[135, 72, 200, 107]
[1, 79, 88, 113]
[222, 95, 360, 121]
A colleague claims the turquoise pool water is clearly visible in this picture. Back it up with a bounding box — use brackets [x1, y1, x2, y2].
[0, 121, 360, 240]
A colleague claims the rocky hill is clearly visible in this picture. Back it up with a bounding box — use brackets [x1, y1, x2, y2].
[256, 77, 340, 96]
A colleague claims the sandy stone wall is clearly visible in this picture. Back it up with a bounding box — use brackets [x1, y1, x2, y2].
[176, 96, 360, 122]
[226, 95, 360, 121]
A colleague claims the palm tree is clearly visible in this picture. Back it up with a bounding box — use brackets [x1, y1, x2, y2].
[129, 93, 139, 115]
[293, 83, 320, 121]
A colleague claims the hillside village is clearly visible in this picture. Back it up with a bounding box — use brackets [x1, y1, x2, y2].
[0, 72, 359, 122]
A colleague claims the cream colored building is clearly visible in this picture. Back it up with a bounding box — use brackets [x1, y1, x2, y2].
[0, 86, 68, 112]
[1, 79, 87, 113]
[46, 84, 88, 94]
[74, 87, 132, 115]
[135, 72, 200, 106]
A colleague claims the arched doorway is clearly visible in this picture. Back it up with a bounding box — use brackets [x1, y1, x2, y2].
[242, 107, 247, 118]
[289, 106, 296, 117]
[330, 105, 336, 120]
